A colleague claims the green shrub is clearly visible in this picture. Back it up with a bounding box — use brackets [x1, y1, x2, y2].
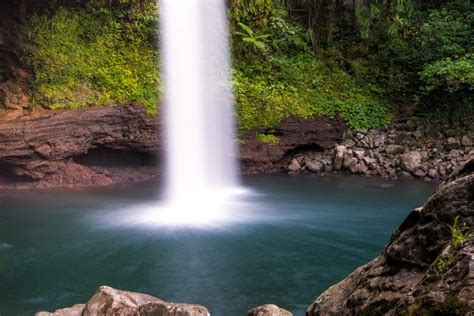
[26, 5, 161, 112]
[234, 53, 391, 131]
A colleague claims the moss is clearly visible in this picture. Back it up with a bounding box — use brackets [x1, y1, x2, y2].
[404, 295, 469, 316]
[256, 133, 280, 144]
[25, 6, 161, 112]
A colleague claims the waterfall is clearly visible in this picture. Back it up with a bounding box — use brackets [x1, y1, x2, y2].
[160, 0, 239, 219]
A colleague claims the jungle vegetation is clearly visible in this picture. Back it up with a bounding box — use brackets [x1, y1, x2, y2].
[0, 0, 472, 130]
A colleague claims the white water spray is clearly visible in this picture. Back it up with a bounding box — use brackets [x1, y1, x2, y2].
[158, 0, 240, 224]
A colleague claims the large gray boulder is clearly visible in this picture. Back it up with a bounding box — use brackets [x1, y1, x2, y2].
[307, 158, 474, 315]
[37, 286, 209, 316]
[247, 304, 293, 316]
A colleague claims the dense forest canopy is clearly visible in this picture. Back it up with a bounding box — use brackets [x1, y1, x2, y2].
[0, 0, 472, 130]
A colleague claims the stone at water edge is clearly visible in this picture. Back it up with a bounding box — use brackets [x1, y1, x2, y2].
[36, 286, 210, 316]
[400, 151, 422, 173]
[36, 304, 85, 316]
[247, 304, 293, 316]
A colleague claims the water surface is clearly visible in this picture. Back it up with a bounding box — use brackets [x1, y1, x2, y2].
[0, 174, 435, 315]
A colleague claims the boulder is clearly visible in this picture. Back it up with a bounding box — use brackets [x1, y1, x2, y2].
[385, 144, 405, 156]
[307, 158, 474, 315]
[401, 151, 422, 173]
[36, 304, 85, 316]
[306, 160, 323, 173]
[428, 168, 439, 179]
[37, 286, 209, 316]
[288, 159, 302, 172]
[353, 150, 365, 160]
[247, 304, 293, 316]
[446, 137, 461, 150]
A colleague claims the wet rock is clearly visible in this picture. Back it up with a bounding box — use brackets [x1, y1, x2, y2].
[343, 157, 357, 171]
[385, 144, 405, 156]
[356, 161, 368, 174]
[400, 171, 414, 180]
[287, 159, 301, 172]
[37, 286, 210, 316]
[401, 151, 422, 173]
[306, 160, 323, 173]
[428, 168, 439, 179]
[333, 145, 347, 170]
[307, 158, 474, 315]
[362, 157, 378, 170]
[36, 304, 85, 316]
[247, 304, 293, 316]
[413, 169, 426, 178]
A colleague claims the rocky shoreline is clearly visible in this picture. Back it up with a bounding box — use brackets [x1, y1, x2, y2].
[0, 104, 472, 189]
[282, 120, 473, 182]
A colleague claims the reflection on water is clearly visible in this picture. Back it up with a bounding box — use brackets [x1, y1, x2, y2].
[0, 174, 435, 315]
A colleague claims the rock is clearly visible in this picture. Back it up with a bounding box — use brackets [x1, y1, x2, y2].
[0, 80, 29, 110]
[36, 304, 85, 316]
[400, 171, 414, 180]
[324, 165, 333, 172]
[333, 145, 347, 170]
[307, 158, 474, 315]
[0, 104, 160, 189]
[446, 137, 461, 150]
[461, 135, 472, 147]
[356, 161, 369, 174]
[353, 128, 368, 135]
[371, 134, 384, 148]
[37, 286, 209, 316]
[362, 157, 377, 170]
[342, 139, 355, 148]
[353, 150, 365, 160]
[335, 145, 347, 158]
[306, 160, 323, 173]
[385, 144, 405, 156]
[287, 159, 301, 172]
[401, 151, 422, 172]
[247, 304, 293, 316]
[428, 168, 439, 179]
[241, 116, 346, 173]
[343, 157, 357, 171]
[413, 169, 426, 178]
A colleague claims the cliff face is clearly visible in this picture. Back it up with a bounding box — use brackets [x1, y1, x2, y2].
[0, 104, 344, 188]
[307, 158, 474, 315]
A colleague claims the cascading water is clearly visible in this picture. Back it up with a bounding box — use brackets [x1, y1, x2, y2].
[157, 0, 241, 225]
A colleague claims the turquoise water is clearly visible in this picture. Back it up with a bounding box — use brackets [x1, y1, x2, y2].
[0, 174, 435, 315]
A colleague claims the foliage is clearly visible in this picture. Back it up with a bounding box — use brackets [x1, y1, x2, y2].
[25, 3, 160, 112]
[256, 133, 280, 144]
[352, 0, 473, 116]
[229, 0, 274, 29]
[234, 53, 391, 131]
[450, 216, 471, 249]
[233, 22, 272, 59]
